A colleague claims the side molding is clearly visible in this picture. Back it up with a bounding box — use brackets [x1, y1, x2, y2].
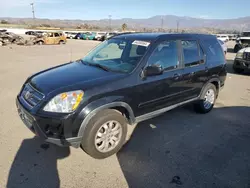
[135, 97, 199, 123]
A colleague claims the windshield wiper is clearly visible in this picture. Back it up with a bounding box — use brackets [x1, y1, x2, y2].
[79, 59, 110, 72]
[88, 63, 110, 72]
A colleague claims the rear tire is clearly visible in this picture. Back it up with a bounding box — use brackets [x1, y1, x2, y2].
[37, 41, 44, 45]
[59, 40, 64, 45]
[194, 83, 217, 114]
[81, 109, 127, 159]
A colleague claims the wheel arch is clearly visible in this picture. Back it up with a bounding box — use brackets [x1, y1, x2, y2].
[77, 99, 135, 138]
[200, 77, 221, 98]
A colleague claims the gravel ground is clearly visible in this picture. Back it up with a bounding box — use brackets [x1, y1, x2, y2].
[0, 40, 249, 188]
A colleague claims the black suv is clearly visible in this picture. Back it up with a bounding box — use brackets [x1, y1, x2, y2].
[16, 33, 227, 159]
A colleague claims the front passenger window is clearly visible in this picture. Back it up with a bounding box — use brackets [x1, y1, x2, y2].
[148, 41, 179, 71]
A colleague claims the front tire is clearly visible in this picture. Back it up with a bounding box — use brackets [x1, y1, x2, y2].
[233, 66, 244, 74]
[234, 44, 241, 53]
[81, 109, 127, 159]
[194, 83, 217, 114]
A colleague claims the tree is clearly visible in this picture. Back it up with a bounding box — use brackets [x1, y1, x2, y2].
[1, 20, 9, 24]
[121, 23, 128, 31]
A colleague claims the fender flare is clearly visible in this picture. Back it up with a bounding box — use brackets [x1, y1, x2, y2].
[77, 101, 135, 138]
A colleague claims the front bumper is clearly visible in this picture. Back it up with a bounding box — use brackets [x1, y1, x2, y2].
[16, 98, 82, 148]
[234, 59, 250, 70]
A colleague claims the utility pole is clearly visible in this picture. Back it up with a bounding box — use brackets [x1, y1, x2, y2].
[176, 20, 180, 33]
[30, 3, 35, 20]
[108, 15, 112, 32]
[161, 16, 164, 32]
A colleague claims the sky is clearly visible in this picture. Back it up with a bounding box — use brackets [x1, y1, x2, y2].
[0, 0, 250, 20]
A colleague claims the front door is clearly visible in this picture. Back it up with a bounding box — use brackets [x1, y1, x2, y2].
[134, 40, 188, 116]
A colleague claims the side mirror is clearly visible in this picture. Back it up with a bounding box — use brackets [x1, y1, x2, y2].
[143, 64, 163, 77]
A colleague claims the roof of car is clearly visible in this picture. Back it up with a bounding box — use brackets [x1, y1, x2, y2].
[113, 32, 215, 41]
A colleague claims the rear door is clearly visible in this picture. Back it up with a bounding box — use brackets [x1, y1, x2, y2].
[180, 40, 208, 100]
[45, 33, 54, 44]
[53, 33, 60, 44]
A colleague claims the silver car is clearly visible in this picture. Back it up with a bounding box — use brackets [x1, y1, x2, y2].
[218, 39, 227, 54]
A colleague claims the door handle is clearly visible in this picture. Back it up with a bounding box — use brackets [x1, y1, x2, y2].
[189, 72, 195, 76]
[173, 73, 181, 80]
[205, 67, 209, 72]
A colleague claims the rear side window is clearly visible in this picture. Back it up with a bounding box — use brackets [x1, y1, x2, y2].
[181, 40, 204, 67]
[202, 38, 225, 63]
[54, 33, 59, 37]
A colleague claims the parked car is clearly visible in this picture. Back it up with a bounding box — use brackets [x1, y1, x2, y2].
[25, 31, 36, 35]
[233, 47, 250, 73]
[74, 32, 85, 39]
[94, 32, 106, 41]
[218, 39, 227, 54]
[82, 32, 96, 40]
[34, 32, 67, 45]
[100, 32, 118, 41]
[217, 35, 229, 42]
[234, 31, 250, 53]
[16, 33, 227, 159]
[65, 32, 77, 39]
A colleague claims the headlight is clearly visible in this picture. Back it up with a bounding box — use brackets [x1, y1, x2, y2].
[43, 90, 84, 113]
[236, 52, 243, 59]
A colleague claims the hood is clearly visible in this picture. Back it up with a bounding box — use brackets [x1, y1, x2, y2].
[30, 61, 122, 94]
[238, 47, 250, 53]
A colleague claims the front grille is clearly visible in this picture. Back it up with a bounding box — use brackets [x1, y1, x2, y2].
[243, 52, 250, 61]
[20, 84, 44, 108]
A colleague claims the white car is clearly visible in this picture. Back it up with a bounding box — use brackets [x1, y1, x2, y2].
[217, 35, 229, 42]
[65, 32, 77, 39]
[95, 32, 106, 41]
[218, 39, 227, 54]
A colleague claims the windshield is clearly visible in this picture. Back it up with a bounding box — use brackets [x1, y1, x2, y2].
[82, 38, 150, 73]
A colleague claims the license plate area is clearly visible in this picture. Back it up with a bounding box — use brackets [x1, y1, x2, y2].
[17, 103, 35, 131]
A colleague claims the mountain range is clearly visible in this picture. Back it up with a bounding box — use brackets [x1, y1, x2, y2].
[1, 15, 250, 31]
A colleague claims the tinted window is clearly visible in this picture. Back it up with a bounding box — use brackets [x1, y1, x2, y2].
[54, 33, 59, 37]
[202, 38, 225, 63]
[148, 41, 178, 70]
[182, 40, 203, 67]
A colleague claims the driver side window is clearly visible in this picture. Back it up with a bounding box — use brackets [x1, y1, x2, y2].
[148, 41, 179, 71]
